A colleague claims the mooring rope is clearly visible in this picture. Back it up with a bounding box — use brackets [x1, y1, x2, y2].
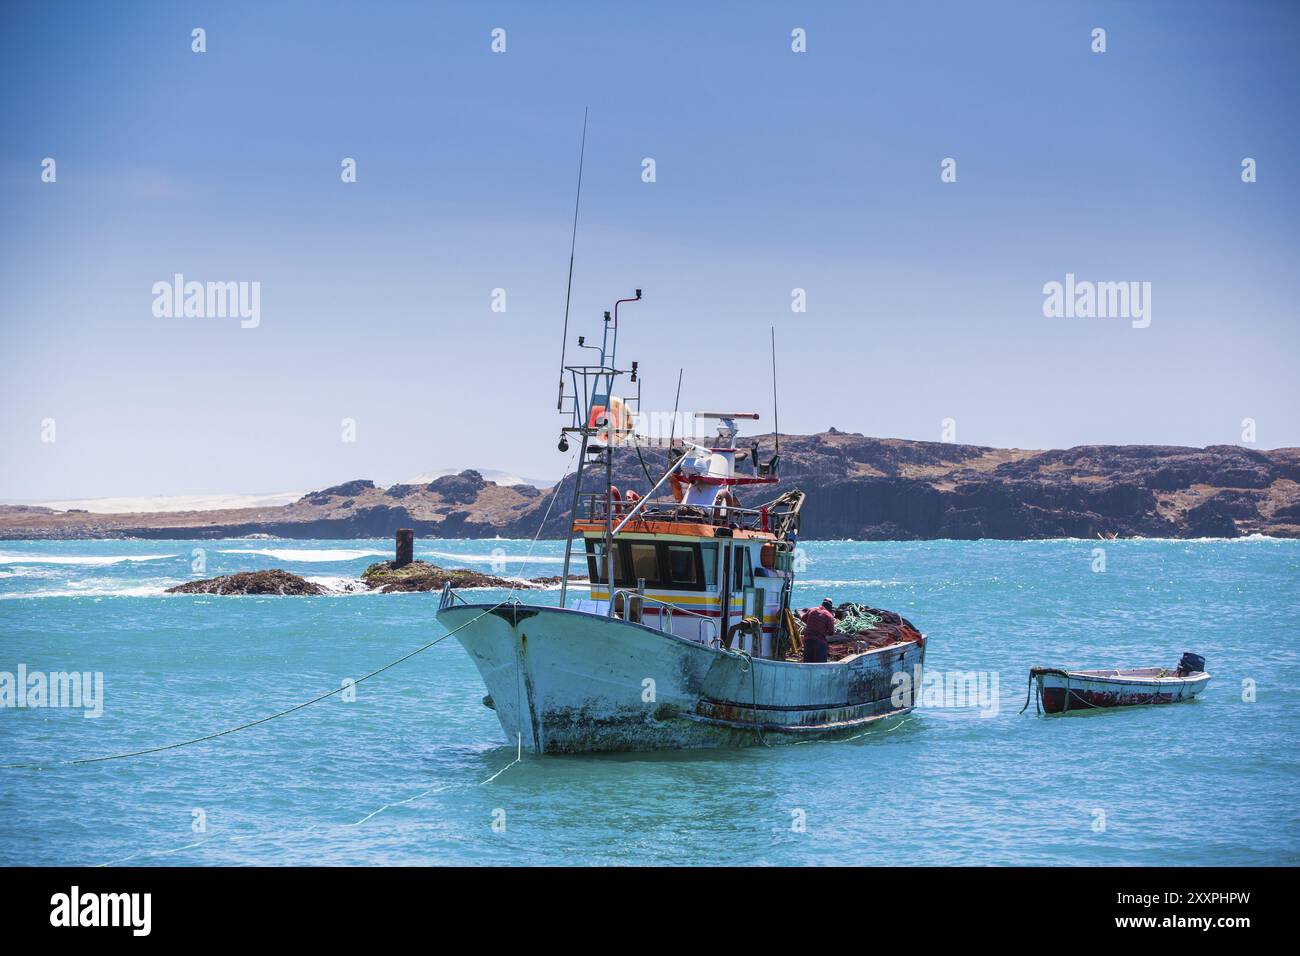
[1018, 670, 1037, 714]
[735, 650, 770, 747]
[2, 451, 578, 772]
[97, 781, 457, 866]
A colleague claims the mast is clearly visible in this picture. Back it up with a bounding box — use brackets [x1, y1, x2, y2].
[556, 292, 641, 607]
[555, 108, 588, 412]
[770, 326, 780, 456]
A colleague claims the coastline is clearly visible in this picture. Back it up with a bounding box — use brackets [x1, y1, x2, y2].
[4, 433, 1298, 541]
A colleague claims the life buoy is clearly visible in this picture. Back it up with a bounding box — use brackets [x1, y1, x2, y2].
[669, 473, 687, 503]
[609, 486, 622, 516]
[587, 396, 628, 444]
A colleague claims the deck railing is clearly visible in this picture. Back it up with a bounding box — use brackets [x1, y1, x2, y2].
[576, 492, 794, 535]
[607, 587, 721, 646]
[438, 581, 474, 612]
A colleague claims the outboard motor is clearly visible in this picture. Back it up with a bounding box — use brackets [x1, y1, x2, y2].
[1176, 651, 1206, 676]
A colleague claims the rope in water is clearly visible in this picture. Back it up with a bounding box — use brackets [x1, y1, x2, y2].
[1, 451, 578, 772]
[1018, 671, 1039, 714]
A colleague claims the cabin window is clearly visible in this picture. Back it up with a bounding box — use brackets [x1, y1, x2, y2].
[701, 543, 718, 588]
[666, 545, 698, 586]
[586, 540, 625, 586]
[733, 546, 753, 590]
[628, 543, 660, 584]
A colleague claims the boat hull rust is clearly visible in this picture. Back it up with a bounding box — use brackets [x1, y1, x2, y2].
[436, 603, 925, 754]
[1033, 667, 1210, 714]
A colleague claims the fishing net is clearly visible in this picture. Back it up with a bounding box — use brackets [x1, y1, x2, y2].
[835, 603, 883, 635]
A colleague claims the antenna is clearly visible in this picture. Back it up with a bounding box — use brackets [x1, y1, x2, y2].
[668, 367, 683, 447]
[770, 326, 780, 455]
[556, 107, 589, 410]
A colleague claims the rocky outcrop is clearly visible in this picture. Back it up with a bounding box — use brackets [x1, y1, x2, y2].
[426, 470, 487, 504]
[163, 563, 584, 596]
[166, 569, 326, 595]
[503, 434, 1300, 541]
[298, 479, 377, 504]
[359, 559, 521, 593]
[7, 434, 1299, 540]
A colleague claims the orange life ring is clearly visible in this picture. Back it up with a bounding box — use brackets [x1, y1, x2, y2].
[669, 473, 687, 503]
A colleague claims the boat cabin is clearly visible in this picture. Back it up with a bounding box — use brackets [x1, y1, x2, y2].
[565, 415, 803, 659]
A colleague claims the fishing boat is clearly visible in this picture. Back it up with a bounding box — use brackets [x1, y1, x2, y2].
[1025, 653, 1210, 714]
[435, 289, 926, 753]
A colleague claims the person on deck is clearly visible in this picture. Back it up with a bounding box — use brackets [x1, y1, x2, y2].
[800, 598, 836, 663]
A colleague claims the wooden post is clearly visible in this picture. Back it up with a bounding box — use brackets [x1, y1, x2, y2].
[395, 529, 414, 568]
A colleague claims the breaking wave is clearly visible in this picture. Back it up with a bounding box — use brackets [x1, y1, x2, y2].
[419, 550, 565, 565]
[303, 576, 375, 594]
[0, 582, 171, 600]
[218, 548, 389, 562]
[0, 553, 178, 566]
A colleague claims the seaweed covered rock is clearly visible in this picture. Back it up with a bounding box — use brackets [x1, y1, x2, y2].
[167, 569, 326, 596]
[360, 559, 518, 593]
[529, 574, 589, 586]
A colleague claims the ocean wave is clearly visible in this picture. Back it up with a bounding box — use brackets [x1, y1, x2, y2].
[0, 553, 178, 566]
[0, 583, 171, 600]
[419, 550, 565, 565]
[0, 567, 47, 578]
[218, 548, 389, 562]
[303, 576, 376, 595]
[795, 579, 899, 588]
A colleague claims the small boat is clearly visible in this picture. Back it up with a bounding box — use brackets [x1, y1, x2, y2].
[1024, 652, 1210, 714]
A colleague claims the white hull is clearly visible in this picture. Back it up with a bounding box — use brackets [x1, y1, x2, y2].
[437, 603, 925, 753]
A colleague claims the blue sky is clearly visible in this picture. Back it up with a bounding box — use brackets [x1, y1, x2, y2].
[1, 1, 1297, 499]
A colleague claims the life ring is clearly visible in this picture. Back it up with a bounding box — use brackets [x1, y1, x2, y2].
[609, 487, 622, 516]
[623, 489, 641, 513]
[669, 473, 687, 503]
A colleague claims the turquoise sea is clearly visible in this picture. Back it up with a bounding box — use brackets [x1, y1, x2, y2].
[1, 537, 1296, 866]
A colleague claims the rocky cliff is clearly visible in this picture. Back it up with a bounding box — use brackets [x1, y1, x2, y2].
[4, 435, 1298, 540]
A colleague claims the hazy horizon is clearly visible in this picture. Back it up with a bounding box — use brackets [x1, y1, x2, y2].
[3, 1, 1297, 501]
